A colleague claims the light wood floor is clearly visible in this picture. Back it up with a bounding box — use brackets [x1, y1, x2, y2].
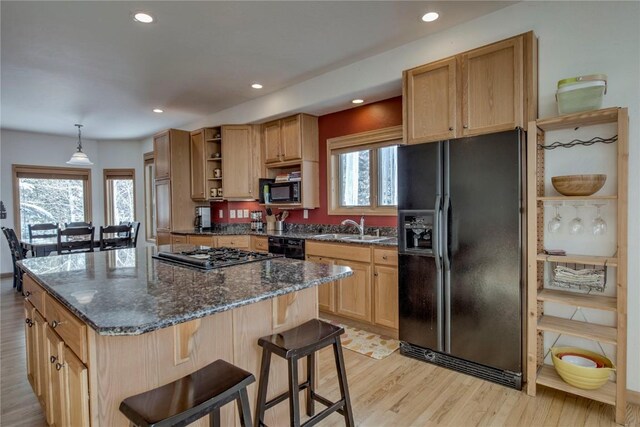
[1, 278, 638, 426]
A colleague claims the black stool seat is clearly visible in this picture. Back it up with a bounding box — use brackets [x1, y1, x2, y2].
[119, 359, 254, 427]
[256, 319, 354, 427]
[258, 319, 343, 359]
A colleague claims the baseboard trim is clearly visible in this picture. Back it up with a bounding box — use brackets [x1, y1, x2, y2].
[0, 272, 13, 279]
[629, 389, 640, 406]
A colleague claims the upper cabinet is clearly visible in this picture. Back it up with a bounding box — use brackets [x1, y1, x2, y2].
[262, 113, 318, 166]
[190, 129, 206, 200]
[222, 124, 261, 200]
[404, 31, 537, 144]
[190, 127, 222, 201]
[154, 131, 171, 179]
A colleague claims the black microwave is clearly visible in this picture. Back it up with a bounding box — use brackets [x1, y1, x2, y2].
[266, 181, 301, 204]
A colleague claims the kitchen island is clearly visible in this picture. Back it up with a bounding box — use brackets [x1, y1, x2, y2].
[18, 245, 352, 426]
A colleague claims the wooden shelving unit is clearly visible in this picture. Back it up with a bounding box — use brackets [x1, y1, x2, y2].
[526, 107, 628, 424]
[205, 127, 223, 200]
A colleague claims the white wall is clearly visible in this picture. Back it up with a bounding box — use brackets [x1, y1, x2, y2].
[175, 1, 640, 392]
[0, 129, 147, 273]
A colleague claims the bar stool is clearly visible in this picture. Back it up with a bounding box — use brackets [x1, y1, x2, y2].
[255, 319, 354, 427]
[119, 359, 254, 427]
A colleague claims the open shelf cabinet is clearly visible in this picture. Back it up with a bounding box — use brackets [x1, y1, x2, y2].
[526, 108, 628, 424]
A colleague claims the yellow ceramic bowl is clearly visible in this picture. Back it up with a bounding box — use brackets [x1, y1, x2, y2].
[551, 347, 615, 390]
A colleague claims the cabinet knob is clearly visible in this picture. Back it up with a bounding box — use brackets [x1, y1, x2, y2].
[449, 127, 453, 131]
[382, 255, 388, 260]
[24, 291, 31, 298]
[51, 320, 63, 329]
[55, 362, 64, 371]
[25, 318, 33, 327]
[50, 355, 57, 364]
[463, 125, 468, 129]
[374, 272, 379, 277]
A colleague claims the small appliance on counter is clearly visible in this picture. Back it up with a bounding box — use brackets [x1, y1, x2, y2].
[194, 206, 211, 230]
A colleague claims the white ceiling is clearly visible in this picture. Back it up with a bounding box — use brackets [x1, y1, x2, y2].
[1, 1, 514, 140]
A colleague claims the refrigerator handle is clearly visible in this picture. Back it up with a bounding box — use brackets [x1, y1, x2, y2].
[433, 195, 442, 271]
[443, 194, 451, 270]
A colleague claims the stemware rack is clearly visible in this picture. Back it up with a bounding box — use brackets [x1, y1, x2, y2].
[526, 107, 628, 424]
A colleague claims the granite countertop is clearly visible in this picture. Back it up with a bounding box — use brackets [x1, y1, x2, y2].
[17, 246, 352, 336]
[172, 229, 398, 247]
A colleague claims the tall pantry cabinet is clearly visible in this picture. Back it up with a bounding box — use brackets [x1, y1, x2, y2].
[154, 129, 197, 245]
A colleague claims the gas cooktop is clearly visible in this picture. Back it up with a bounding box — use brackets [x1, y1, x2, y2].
[153, 247, 283, 270]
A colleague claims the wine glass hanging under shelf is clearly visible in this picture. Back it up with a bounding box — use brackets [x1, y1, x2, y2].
[538, 135, 618, 150]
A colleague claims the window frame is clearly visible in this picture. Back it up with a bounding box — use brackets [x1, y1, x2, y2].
[327, 126, 403, 216]
[12, 164, 92, 239]
[143, 152, 156, 242]
[103, 168, 136, 226]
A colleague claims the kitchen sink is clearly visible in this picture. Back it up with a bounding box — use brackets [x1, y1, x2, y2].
[340, 235, 389, 243]
[312, 233, 353, 239]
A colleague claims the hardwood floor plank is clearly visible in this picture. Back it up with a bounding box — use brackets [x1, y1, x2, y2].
[1, 278, 639, 427]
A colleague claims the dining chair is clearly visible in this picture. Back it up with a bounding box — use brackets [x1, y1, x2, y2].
[64, 221, 92, 228]
[2, 227, 26, 292]
[57, 226, 95, 254]
[28, 223, 58, 239]
[99, 225, 132, 251]
[129, 221, 141, 248]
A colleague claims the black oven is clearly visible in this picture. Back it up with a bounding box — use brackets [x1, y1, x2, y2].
[268, 237, 305, 260]
[267, 181, 301, 204]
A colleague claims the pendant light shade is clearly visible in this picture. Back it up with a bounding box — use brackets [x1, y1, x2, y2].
[67, 124, 93, 165]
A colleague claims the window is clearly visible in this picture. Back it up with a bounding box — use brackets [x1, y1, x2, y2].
[328, 126, 402, 215]
[104, 169, 135, 225]
[143, 152, 156, 241]
[12, 165, 92, 238]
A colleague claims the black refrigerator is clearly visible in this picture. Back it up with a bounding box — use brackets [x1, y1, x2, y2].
[398, 129, 525, 389]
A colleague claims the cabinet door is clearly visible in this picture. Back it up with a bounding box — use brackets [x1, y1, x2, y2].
[24, 300, 37, 393]
[154, 131, 171, 180]
[404, 57, 458, 144]
[190, 130, 206, 200]
[306, 255, 336, 313]
[187, 234, 214, 247]
[281, 115, 302, 161]
[44, 325, 65, 427]
[336, 260, 371, 322]
[374, 265, 399, 329]
[171, 234, 188, 245]
[263, 120, 282, 164]
[462, 37, 523, 136]
[156, 231, 171, 246]
[62, 347, 90, 427]
[155, 179, 171, 231]
[33, 309, 47, 405]
[222, 125, 253, 198]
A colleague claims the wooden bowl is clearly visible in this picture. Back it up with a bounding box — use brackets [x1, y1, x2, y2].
[551, 174, 606, 196]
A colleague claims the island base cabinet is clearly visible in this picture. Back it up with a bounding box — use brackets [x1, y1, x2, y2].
[335, 260, 372, 323]
[307, 255, 336, 313]
[45, 325, 65, 426]
[24, 300, 38, 395]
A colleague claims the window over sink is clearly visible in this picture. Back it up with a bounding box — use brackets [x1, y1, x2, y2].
[328, 126, 401, 215]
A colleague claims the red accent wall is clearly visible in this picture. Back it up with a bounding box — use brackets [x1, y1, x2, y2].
[211, 96, 402, 227]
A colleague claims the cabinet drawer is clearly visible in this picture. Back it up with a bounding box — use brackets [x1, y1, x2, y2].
[187, 235, 215, 247]
[44, 294, 88, 363]
[23, 275, 46, 314]
[170, 234, 188, 245]
[306, 241, 371, 263]
[252, 236, 269, 252]
[217, 235, 250, 249]
[373, 248, 398, 266]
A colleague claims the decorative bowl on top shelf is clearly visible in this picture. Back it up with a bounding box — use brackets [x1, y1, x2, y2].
[551, 347, 615, 390]
[551, 174, 606, 196]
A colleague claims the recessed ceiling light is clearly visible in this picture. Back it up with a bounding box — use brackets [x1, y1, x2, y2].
[153, 108, 164, 113]
[251, 83, 263, 89]
[421, 12, 439, 22]
[352, 99, 364, 104]
[133, 12, 154, 24]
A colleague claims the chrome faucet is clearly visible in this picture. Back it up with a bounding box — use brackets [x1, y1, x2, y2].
[341, 215, 365, 237]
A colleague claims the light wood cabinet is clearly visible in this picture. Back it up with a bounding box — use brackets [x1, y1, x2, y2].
[187, 234, 214, 247]
[156, 231, 171, 246]
[374, 265, 399, 329]
[251, 236, 269, 253]
[306, 255, 336, 313]
[155, 179, 171, 232]
[335, 260, 372, 323]
[462, 37, 523, 136]
[153, 129, 197, 239]
[154, 131, 171, 180]
[189, 129, 206, 200]
[171, 234, 188, 245]
[263, 120, 282, 164]
[222, 125, 254, 199]
[34, 309, 47, 406]
[24, 300, 37, 394]
[62, 348, 90, 427]
[404, 57, 458, 144]
[281, 115, 303, 161]
[403, 32, 536, 144]
[262, 113, 318, 166]
[44, 325, 64, 426]
[217, 235, 250, 249]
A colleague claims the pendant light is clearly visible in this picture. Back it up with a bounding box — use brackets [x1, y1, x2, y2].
[66, 124, 93, 165]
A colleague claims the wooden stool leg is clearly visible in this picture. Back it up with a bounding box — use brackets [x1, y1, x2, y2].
[237, 388, 253, 427]
[255, 349, 272, 427]
[333, 338, 354, 427]
[306, 353, 315, 417]
[210, 408, 221, 427]
[287, 357, 301, 427]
